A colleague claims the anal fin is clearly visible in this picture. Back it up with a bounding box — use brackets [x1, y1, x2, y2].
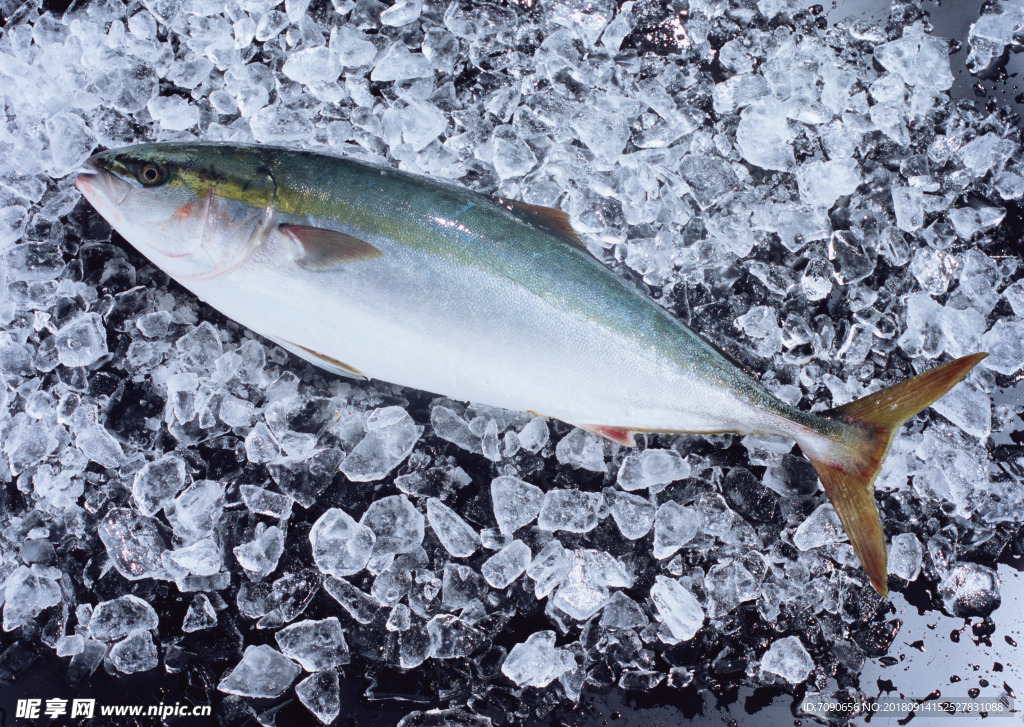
[269, 336, 367, 380]
[577, 424, 636, 447]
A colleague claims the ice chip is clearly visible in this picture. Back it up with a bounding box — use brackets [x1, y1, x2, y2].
[167, 538, 222, 576]
[793, 503, 847, 550]
[88, 594, 159, 642]
[45, 112, 97, 177]
[431, 405, 481, 454]
[797, 158, 860, 208]
[653, 502, 698, 559]
[282, 46, 341, 86]
[617, 449, 690, 491]
[54, 313, 108, 368]
[341, 406, 420, 481]
[250, 104, 316, 142]
[276, 617, 349, 671]
[309, 508, 375, 577]
[760, 635, 814, 684]
[147, 95, 200, 131]
[3, 566, 62, 631]
[501, 631, 576, 688]
[360, 494, 425, 556]
[218, 644, 301, 698]
[380, 0, 422, 26]
[537, 489, 602, 533]
[650, 576, 704, 641]
[938, 563, 1001, 618]
[608, 490, 656, 540]
[490, 475, 544, 535]
[244, 422, 281, 464]
[98, 508, 168, 581]
[427, 613, 481, 658]
[555, 429, 605, 472]
[516, 417, 549, 453]
[182, 594, 218, 632]
[371, 43, 432, 82]
[481, 540, 531, 588]
[427, 498, 479, 557]
[888, 532, 923, 582]
[981, 320, 1024, 375]
[324, 577, 379, 624]
[527, 540, 573, 598]
[132, 454, 187, 516]
[109, 630, 158, 673]
[233, 525, 285, 580]
[736, 100, 794, 171]
[296, 669, 341, 724]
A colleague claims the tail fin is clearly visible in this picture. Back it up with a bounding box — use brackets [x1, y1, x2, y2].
[803, 353, 987, 597]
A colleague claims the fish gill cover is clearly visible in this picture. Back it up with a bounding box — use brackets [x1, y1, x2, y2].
[0, 0, 1021, 725]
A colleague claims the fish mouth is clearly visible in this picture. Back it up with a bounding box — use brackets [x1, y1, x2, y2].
[75, 156, 130, 205]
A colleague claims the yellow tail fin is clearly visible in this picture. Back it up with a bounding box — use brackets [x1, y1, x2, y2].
[805, 353, 987, 597]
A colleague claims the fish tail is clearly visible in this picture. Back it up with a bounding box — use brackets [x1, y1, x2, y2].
[798, 353, 987, 597]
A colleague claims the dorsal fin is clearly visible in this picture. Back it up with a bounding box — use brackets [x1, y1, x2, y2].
[280, 224, 383, 270]
[496, 198, 588, 251]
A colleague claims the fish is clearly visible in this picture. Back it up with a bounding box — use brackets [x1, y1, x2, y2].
[75, 142, 985, 597]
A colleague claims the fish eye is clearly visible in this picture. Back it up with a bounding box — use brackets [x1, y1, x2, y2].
[136, 163, 167, 187]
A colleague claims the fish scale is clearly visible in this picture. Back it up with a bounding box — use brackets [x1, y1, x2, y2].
[75, 142, 986, 597]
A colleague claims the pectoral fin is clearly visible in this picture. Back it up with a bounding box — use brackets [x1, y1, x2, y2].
[281, 224, 383, 270]
[269, 336, 367, 380]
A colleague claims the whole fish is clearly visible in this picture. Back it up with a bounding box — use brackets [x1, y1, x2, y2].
[75, 143, 984, 596]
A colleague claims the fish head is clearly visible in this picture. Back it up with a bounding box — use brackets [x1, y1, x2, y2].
[75, 143, 277, 280]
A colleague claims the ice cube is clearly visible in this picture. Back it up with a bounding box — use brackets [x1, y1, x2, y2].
[537, 489, 603, 533]
[309, 508, 375, 577]
[490, 475, 544, 535]
[653, 502, 698, 559]
[109, 630, 158, 673]
[132, 454, 186, 517]
[340, 406, 420, 482]
[218, 644, 301, 698]
[2, 566, 62, 631]
[426, 497, 479, 557]
[617, 449, 690, 491]
[296, 669, 341, 725]
[650, 576, 704, 641]
[792, 503, 847, 550]
[276, 617, 349, 671]
[481, 540, 531, 588]
[182, 594, 218, 632]
[54, 313, 107, 368]
[98, 509, 168, 581]
[233, 524, 285, 580]
[607, 490, 656, 540]
[501, 631, 576, 688]
[360, 494, 425, 556]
